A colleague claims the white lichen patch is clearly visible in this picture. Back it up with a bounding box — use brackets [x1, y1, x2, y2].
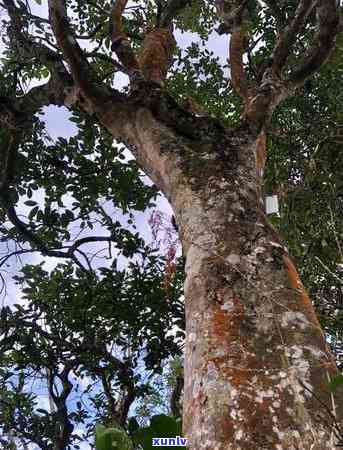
[232, 202, 245, 213]
[226, 253, 241, 265]
[285, 345, 303, 360]
[269, 241, 283, 248]
[211, 348, 227, 358]
[253, 246, 266, 254]
[200, 152, 217, 160]
[255, 388, 277, 403]
[272, 426, 285, 441]
[192, 376, 202, 398]
[188, 332, 196, 343]
[302, 345, 327, 359]
[234, 429, 244, 441]
[281, 311, 310, 330]
[220, 300, 235, 311]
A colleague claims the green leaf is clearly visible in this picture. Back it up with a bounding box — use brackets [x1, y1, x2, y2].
[24, 200, 37, 207]
[95, 424, 133, 450]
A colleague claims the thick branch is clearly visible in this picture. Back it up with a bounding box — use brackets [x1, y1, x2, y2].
[48, 0, 94, 94]
[48, 368, 74, 450]
[170, 375, 183, 417]
[229, 28, 251, 100]
[109, 0, 141, 80]
[287, 0, 340, 87]
[18, 77, 73, 114]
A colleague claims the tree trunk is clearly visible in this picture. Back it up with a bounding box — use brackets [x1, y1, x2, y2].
[98, 99, 343, 449]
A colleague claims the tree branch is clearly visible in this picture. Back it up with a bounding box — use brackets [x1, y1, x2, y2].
[287, 0, 340, 87]
[48, 367, 74, 449]
[48, 0, 94, 94]
[109, 0, 141, 81]
[170, 375, 183, 417]
[0, 196, 124, 273]
[2, 0, 74, 94]
[229, 28, 252, 100]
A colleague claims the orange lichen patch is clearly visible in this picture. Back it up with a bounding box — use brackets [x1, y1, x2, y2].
[283, 255, 321, 329]
[209, 299, 261, 387]
[137, 28, 176, 85]
[212, 296, 244, 340]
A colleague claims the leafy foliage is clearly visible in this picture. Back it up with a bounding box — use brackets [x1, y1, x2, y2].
[95, 424, 133, 450]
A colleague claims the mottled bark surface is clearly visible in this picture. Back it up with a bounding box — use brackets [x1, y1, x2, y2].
[177, 140, 343, 449]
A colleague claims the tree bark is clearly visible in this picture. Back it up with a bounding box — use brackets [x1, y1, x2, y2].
[98, 99, 343, 449]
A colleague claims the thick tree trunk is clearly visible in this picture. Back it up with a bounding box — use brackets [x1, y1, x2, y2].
[99, 101, 343, 449]
[172, 139, 342, 450]
[178, 186, 342, 449]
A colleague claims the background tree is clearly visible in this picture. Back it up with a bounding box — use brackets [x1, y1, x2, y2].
[0, 0, 342, 449]
[0, 257, 184, 449]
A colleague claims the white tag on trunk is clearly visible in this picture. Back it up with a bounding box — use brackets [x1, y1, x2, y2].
[265, 195, 279, 215]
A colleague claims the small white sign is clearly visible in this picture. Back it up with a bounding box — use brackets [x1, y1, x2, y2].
[265, 195, 279, 215]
